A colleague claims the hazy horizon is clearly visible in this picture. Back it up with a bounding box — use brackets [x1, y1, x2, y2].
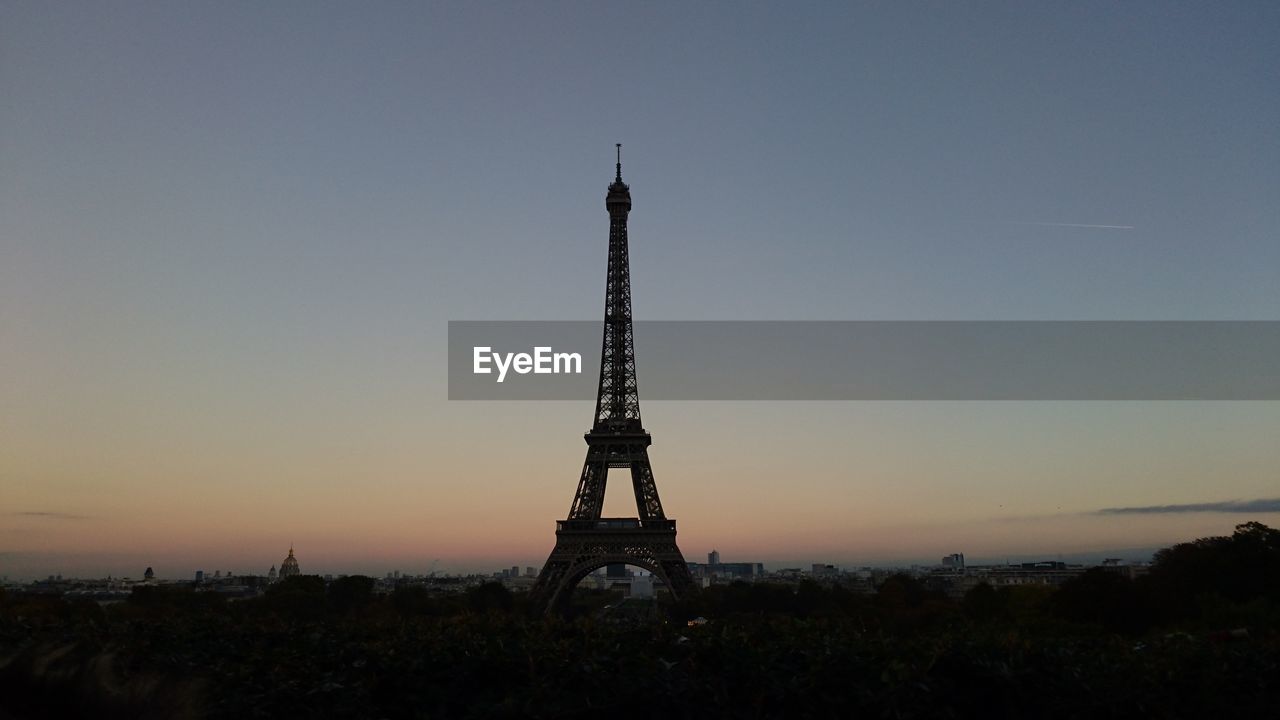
[0, 539, 1198, 583]
[3, 507, 1272, 583]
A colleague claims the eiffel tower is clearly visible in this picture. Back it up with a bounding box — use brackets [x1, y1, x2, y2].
[530, 146, 695, 611]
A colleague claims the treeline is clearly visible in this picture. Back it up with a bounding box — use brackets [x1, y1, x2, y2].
[2, 522, 1276, 642]
[608, 520, 1265, 632]
[677, 521, 1280, 636]
[0, 523, 1276, 719]
[61, 520, 1276, 634]
[1050, 520, 1280, 634]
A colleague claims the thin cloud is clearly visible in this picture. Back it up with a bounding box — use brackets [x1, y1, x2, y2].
[1000, 221, 1135, 230]
[1096, 498, 1280, 515]
[11, 511, 90, 520]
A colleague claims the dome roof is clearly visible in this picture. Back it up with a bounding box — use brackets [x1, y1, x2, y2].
[279, 546, 300, 577]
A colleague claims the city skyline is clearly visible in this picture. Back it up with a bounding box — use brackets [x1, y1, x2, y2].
[1, 539, 1173, 585]
[4, 3, 1280, 582]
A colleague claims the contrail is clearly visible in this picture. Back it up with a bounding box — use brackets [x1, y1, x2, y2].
[10, 511, 90, 520]
[1001, 221, 1135, 230]
[1096, 498, 1280, 515]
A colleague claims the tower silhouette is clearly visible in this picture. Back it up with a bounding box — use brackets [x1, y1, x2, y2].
[530, 146, 695, 610]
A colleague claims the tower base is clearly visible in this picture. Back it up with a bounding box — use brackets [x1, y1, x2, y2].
[531, 518, 695, 611]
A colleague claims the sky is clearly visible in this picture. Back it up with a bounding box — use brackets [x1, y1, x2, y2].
[2, 2, 1278, 580]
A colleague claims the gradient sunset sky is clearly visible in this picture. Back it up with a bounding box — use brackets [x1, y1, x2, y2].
[3, 2, 1278, 580]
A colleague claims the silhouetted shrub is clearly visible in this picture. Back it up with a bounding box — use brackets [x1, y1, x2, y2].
[1144, 522, 1280, 627]
[876, 573, 929, 609]
[465, 582, 513, 613]
[1051, 568, 1148, 635]
[327, 575, 375, 614]
[260, 574, 327, 620]
[875, 573, 955, 632]
[962, 582, 1010, 623]
[390, 585, 435, 617]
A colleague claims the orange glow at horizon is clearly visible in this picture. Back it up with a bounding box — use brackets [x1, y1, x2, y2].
[5, 393, 1279, 579]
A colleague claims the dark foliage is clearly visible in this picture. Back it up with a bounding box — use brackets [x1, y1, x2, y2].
[1144, 521, 1280, 624]
[1, 523, 1277, 719]
[327, 575, 376, 615]
[465, 582, 515, 614]
[961, 582, 1010, 623]
[1050, 568, 1150, 635]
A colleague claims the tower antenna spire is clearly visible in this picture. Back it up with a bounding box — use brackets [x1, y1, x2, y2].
[615, 143, 622, 181]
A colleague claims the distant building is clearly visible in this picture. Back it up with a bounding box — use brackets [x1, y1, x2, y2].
[689, 560, 764, 580]
[927, 560, 1095, 598]
[195, 570, 204, 583]
[143, 567, 155, 581]
[267, 565, 277, 581]
[708, 550, 721, 565]
[941, 553, 965, 569]
[279, 546, 301, 578]
[1099, 559, 1146, 580]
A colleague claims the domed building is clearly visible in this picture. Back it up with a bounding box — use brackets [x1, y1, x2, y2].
[267, 564, 277, 581]
[279, 546, 300, 578]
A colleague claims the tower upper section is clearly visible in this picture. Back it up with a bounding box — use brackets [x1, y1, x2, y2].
[606, 143, 631, 214]
[594, 143, 642, 430]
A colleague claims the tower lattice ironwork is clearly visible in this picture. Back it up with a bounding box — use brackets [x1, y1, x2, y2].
[530, 146, 695, 610]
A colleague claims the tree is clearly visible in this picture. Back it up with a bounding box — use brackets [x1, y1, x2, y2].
[328, 575, 375, 614]
[391, 585, 435, 617]
[1051, 568, 1147, 635]
[267, 574, 326, 596]
[875, 574, 928, 610]
[1146, 521, 1280, 623]
[262, 574, 327, 620]
[961, 582, 1009, 623]
[466, 582, 513, 613]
